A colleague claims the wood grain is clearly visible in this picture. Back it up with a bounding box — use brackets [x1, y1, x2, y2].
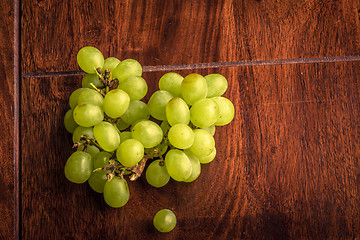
[21, 61, 360, 239]
[0, 1, 15, 239]
[21, 0, 360, 74]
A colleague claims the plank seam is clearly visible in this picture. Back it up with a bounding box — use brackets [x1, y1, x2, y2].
[14, 0, 21, 238]
[21, 55, 360, 78]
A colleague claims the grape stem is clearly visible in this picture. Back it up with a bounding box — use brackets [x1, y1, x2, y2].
[128, 156, 150, 181]
[79, 135, 106, 152]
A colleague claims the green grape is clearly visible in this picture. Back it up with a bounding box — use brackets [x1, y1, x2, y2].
[64, 151, 93, 184]
[116, 118, 130, 130]
[69, 88, 86, 109]
[147, 90, 174, 121]
[77, 145, 100, 159]
[103, 89, 130, 118]
[184, 149, 201, 182]
[101, 57, 120, 73]
[198, 147, 216, 164]
[112, 59, 142, 83]
[73, 103, 104, 127]
[168, 124, 194, 149]
[129, 119, 146, 132]
[189, 129, 215, 157]
[205, 74, 228, 97]
[131, 120, 163, 148]
[88, 170, 109, 193]
[116, 139, 144, 167]
[77, 88, 104, 106]
[93, 121, 121, 152]
[159, 72, 183, 97]
[93, 151, 111, 169]
[146, 160, 170, 188]
[118, 76, 148, 101]
[211, 97, 235, 126]
[72, 126, 94, 143]
[202, 125, 216, 136]
[77, 46, 104, 74]
[160, 121, 170, 135]
[82, 74, 103, 89]
[121, 100, 149, 125]
[153, 209, 177, 232]
[190, 98, 219, 128]
[166, 97, 190, 126]
[120, 131, 132, 142]
[165, 149, 192, 181]
[103, 177, 130, 208]
[181, 73, 207, 105]
[64, 109, 78, 133]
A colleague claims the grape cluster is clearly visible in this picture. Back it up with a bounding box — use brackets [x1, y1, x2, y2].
[64, 46, 235, 229]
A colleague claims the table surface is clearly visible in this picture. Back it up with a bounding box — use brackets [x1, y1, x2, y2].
[1, 0, 360, 239]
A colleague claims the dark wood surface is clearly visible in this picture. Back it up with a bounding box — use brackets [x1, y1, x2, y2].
[21, 0, 359, 74]
[2, 0, 360, 239]
[0, 1, 15, 239]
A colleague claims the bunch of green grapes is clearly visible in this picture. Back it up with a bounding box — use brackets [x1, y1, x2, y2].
[64, 46, 235, 232]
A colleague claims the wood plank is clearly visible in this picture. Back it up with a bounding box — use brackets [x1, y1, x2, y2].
[0, 0, 15, 239]
[21, 0, 360, 74]
[21, 61, 360, 239]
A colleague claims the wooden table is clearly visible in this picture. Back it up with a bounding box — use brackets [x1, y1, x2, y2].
[1, 0, 359, 239]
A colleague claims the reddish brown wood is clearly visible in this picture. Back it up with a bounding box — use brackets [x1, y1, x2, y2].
[0, 1, 15, 239]
[21, 0, 360, 74]
[21, 62, 360, 239]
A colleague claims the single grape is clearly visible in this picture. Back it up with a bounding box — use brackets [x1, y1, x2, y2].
[103, 89, 130, 119]
[73, 103, 104, 127]
[202, 125, 216, 136]
[77, 145, 100, 159]
[198, 147, 216, 164]
[159, 72, 183, 97]
[103, 177, 130, 208]
[118, 76, 148, 101]
[112, 59, 142, 83]
[165, 149, 192, 181]
[184, 149, 201, 182]
[88, 170, 109, 193]
[131, 120, 163, 148]
[64, 109, 78, 133]
[147, 90, 174, 121]
[146, 160, 170, 188]
[211, 97, 235, 126]
[64, 151, 93, 184]
[119, 131, 132, 142]
[166, 97, 190, 126]
[168, 124, 194, 149]
[69, 88, 86, 109]
[190, 98, 219, 128]
[121, 100, 149, 125]
[116, 118, 131, 131]
[101, 57, 121, 73]
[189, 129, 215, 157]
[205, 74, 228, 97]
[77, 46, 104, 74]
[153, 209, 177, 233]
[181, 73, 207, 105]
[116, 139, 144, 167]
[72, 126, 94, 143]
[82, 74, 103, 89]
[77, 88, 104, 106]
[93, 121, 121, 152]
[93, 151, 112, 169]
